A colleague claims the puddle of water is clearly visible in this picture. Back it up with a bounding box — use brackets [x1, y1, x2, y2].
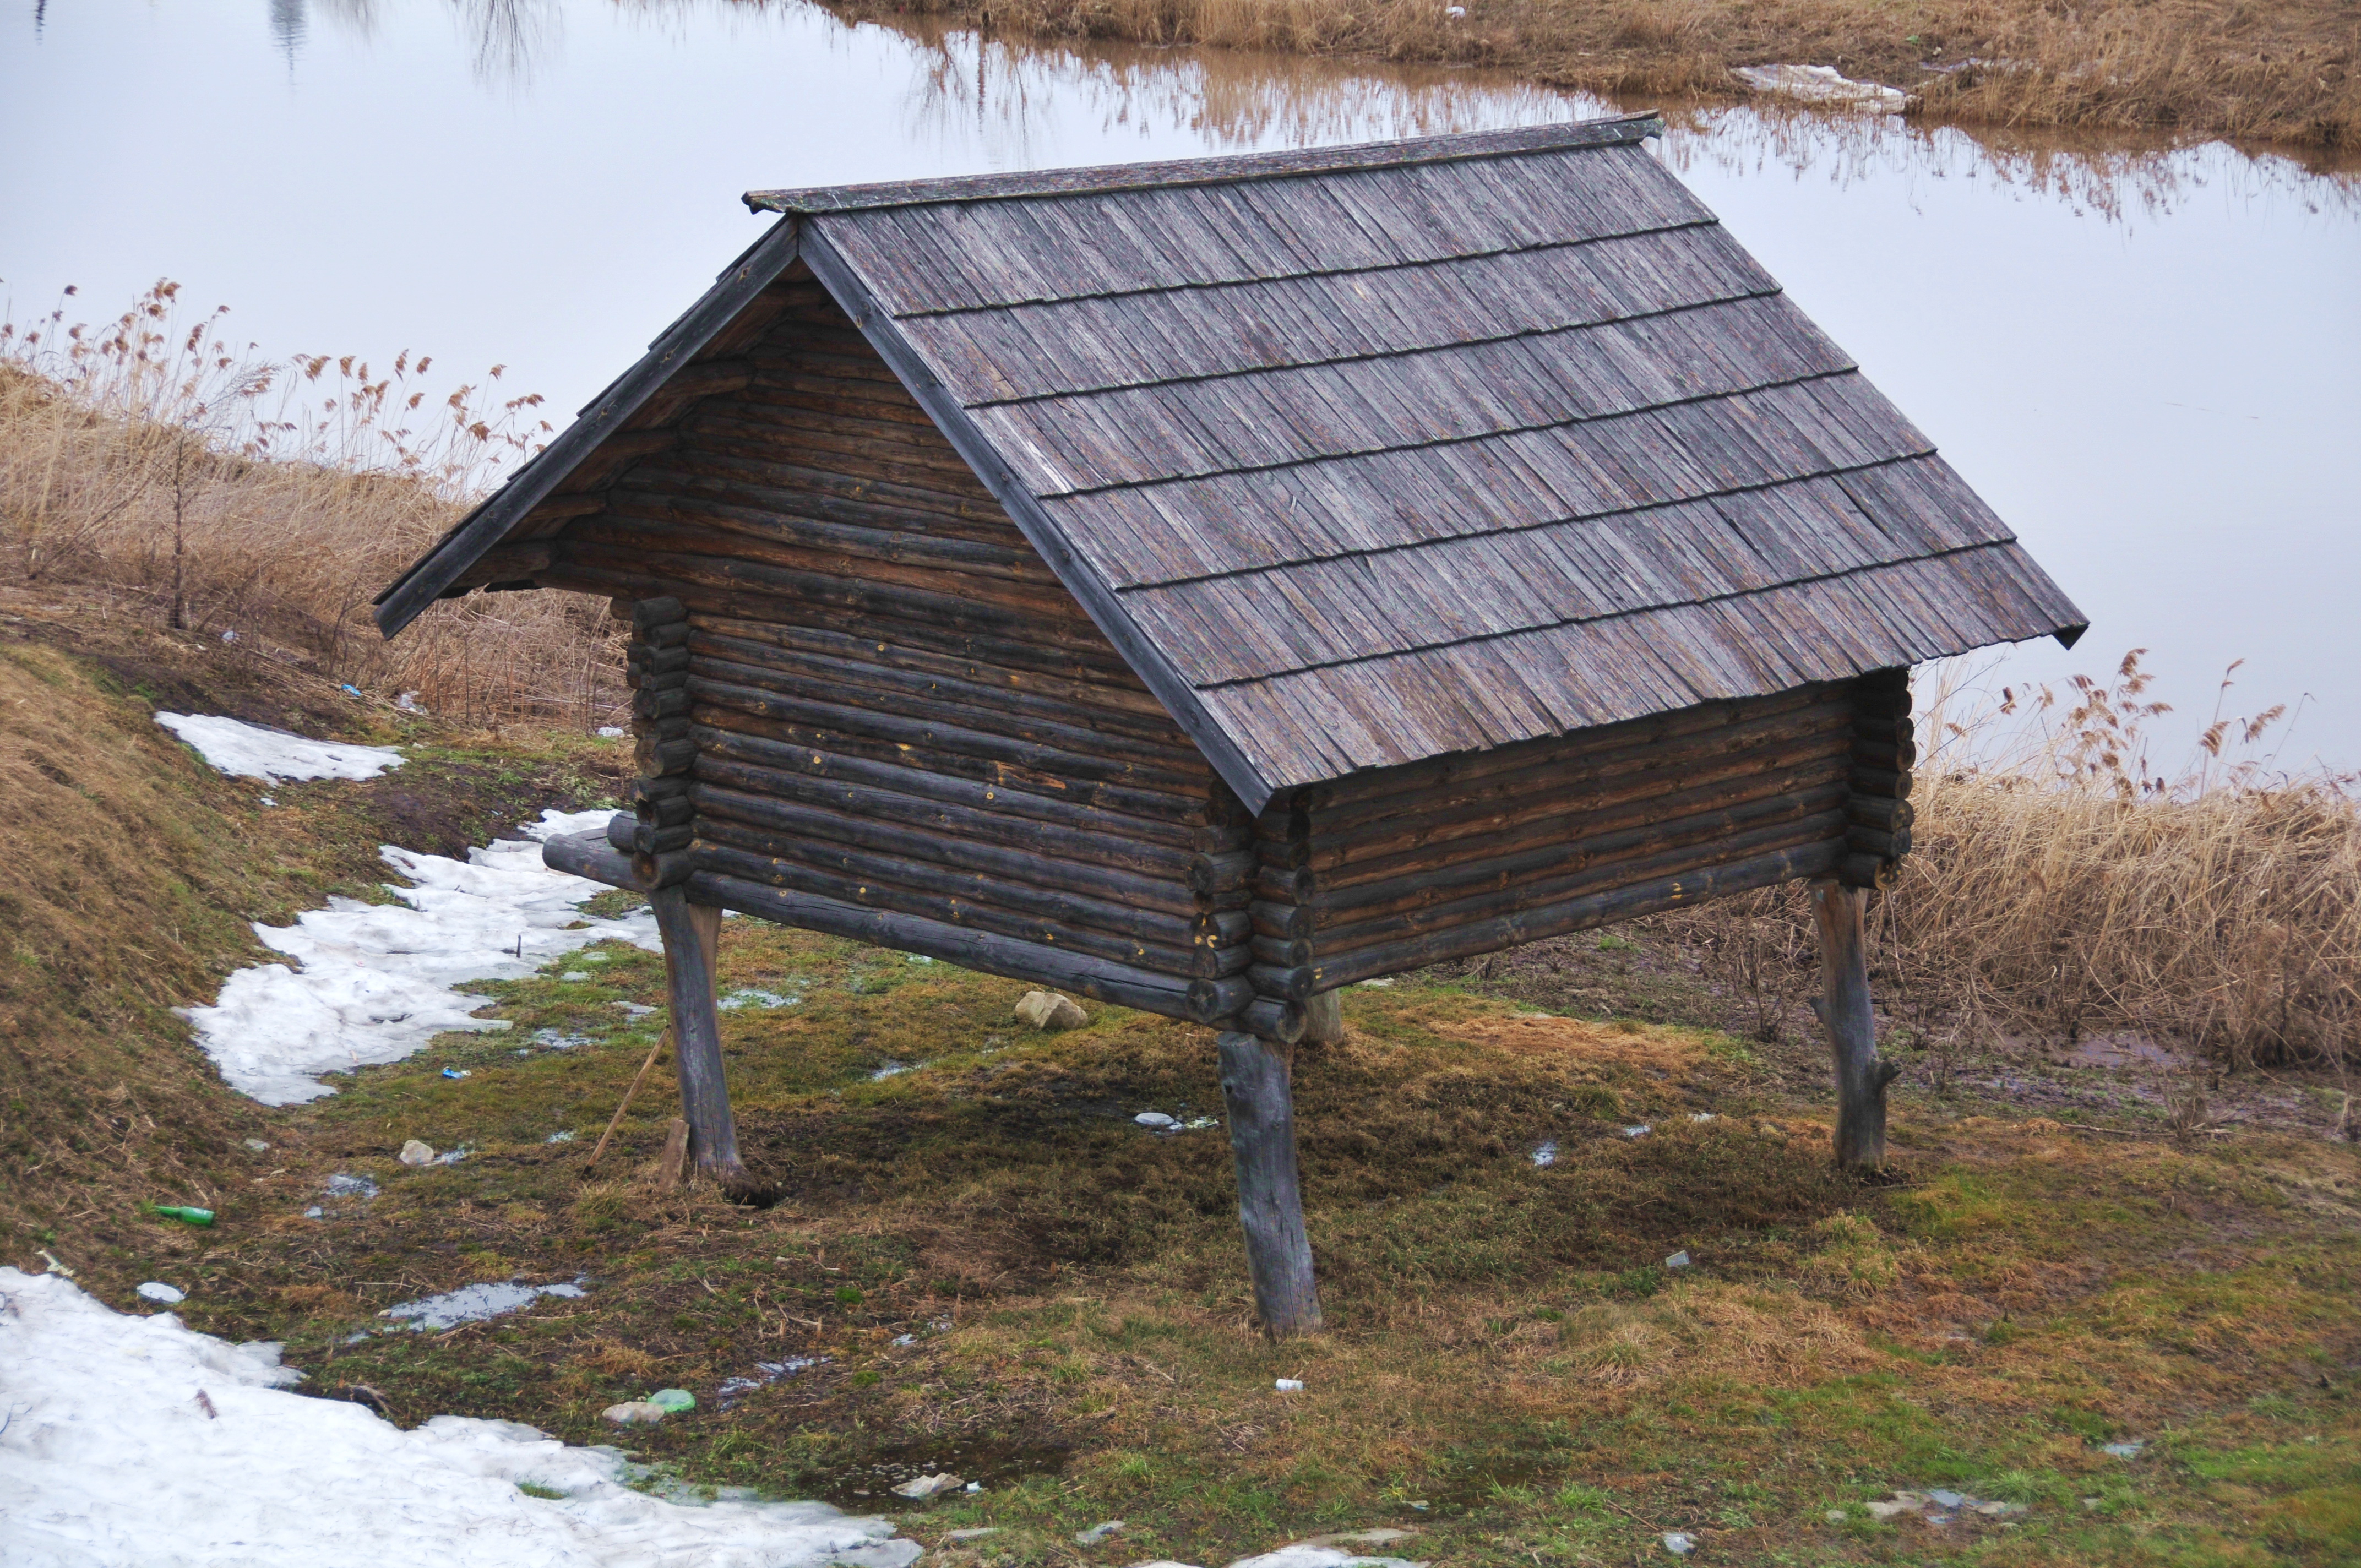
[7, 1, 2355, 765]
[817, 1440, 1069, 1509]
[379, 1277, 589, 1332]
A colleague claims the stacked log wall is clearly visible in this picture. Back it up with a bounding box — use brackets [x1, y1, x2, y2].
[1261, 682, 1882, 992]
[537, 267, 1253, 1021]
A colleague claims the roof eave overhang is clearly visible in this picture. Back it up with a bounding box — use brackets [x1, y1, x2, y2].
[371, 216, 806, 636]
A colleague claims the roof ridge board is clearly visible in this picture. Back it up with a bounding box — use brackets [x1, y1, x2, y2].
[1037, 364, 1869, 503]
[961, 284, 1790, 412]
[1186, 538, 2052, 693]
[746, 114, 1662, 215]
[884, 217, 1725, 321]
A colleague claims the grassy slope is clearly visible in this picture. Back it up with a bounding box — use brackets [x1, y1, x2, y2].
[0, 590, 630, 1265]
[4, 592, 2355, 1566]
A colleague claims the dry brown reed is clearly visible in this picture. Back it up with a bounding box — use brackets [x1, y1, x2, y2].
[1677, 653, 2360, 1071]
[822, 0, 2361, 149]
[0, 282, 624, 729]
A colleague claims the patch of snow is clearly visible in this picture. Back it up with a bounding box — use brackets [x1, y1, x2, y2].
[324, 1174, 379, 1200]
[719, 989, 799, 1011]
[0, 1268, 915, 1566]
[156, 712, 405, 782]
[380, 1278, 589, 1332]
[1530, 1140, 1558, 1168]
[1623, 1124, 1652, 1138]
[532, 1029, 596, 1050]
[179, 809, 662, 1105]
[595, 726, 627, 738]
[1732, 63, 1910, 111]
[1230, 1547, 1426, 1568]
[868, 1060, 918, 1081]
[546, 1131, 576, 1143]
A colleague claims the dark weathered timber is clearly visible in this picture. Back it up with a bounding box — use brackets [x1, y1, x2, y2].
[689, 872, 1243, 1022]
[1216, 1031, 1323, 1337]
[1308, 752, 1852, 905]
[1301, 992, 1345, 1046]
[691, 782, 1207, 915]
[693, 716, 1214, 829]
[1311, 811, 1847, 960]
[374, 222, 803, 631]
[649, 884, 745, 1184]
[1811, 879, 1896, 1168]
[1317, 840, 1842, 988]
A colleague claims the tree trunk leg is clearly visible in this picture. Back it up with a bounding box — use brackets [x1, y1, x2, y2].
[650, 884, 743, 1184]
[1216, 1031, 1322, 1337]
[1810, 879, 1899, 1170]
[1301, 990, 1344, 1046]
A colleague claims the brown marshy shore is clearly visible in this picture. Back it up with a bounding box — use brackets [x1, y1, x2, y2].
[819, 0, 2360, 148]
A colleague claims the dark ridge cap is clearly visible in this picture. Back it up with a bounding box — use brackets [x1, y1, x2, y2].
[744, 114, 1664, 215]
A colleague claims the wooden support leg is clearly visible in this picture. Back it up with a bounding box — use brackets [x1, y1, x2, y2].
[650, 884, 744, 1185]
[1810, 879, 1899, 1170]
[1216, 1031, 1322, 1337]
[1301, 990, 1344, 1046]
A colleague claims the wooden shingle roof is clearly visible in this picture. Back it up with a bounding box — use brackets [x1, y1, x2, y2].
[378, 115, 2083, 810]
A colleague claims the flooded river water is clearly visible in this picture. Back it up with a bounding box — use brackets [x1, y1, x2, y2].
[6, 0, 2357, 767]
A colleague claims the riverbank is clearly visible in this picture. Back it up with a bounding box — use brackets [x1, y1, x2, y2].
[823, 0, 2360, 149]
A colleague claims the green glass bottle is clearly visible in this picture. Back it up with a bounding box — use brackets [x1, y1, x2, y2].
[148, 1204, 216, 1227]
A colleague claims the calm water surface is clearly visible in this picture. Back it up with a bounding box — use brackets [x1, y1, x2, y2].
[6, 0, 2357, 767]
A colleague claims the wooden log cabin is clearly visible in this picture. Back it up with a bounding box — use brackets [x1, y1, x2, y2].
[375, 115, 2085, 1336]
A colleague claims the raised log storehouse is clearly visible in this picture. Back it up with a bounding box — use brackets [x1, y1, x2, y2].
[375, 115, 2085, 1336]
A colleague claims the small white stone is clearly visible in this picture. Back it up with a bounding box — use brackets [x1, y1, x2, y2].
[398, 1139, 435, 1165]
[1664, 1250, 1693, 1269]
[136, 1282, 186, 1304]
[1134, 1112, 1177, 1127]
[1274, 1378, 1304, 1391]
[1662, 1532, 1696, 1556]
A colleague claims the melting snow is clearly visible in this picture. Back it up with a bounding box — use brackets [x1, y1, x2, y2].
[156, 712, 406, 782]
[179, 809, 661, 1105]
[380, 1278, 589, 1332]
[0, 1268, 918, 1565]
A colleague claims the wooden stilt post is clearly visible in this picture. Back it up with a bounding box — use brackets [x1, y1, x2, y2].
[1217, 1031, 1321, 1337]
[1301, 990, 1344, 1046]
[1810, 878, 1898, 1169]
[650, 883, 744, 1186]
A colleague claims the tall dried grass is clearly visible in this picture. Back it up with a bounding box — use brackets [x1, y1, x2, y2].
[1680, 654, 2360, 1071]
[0, 282, 623, 728]
[824, 0, 2361, 149]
